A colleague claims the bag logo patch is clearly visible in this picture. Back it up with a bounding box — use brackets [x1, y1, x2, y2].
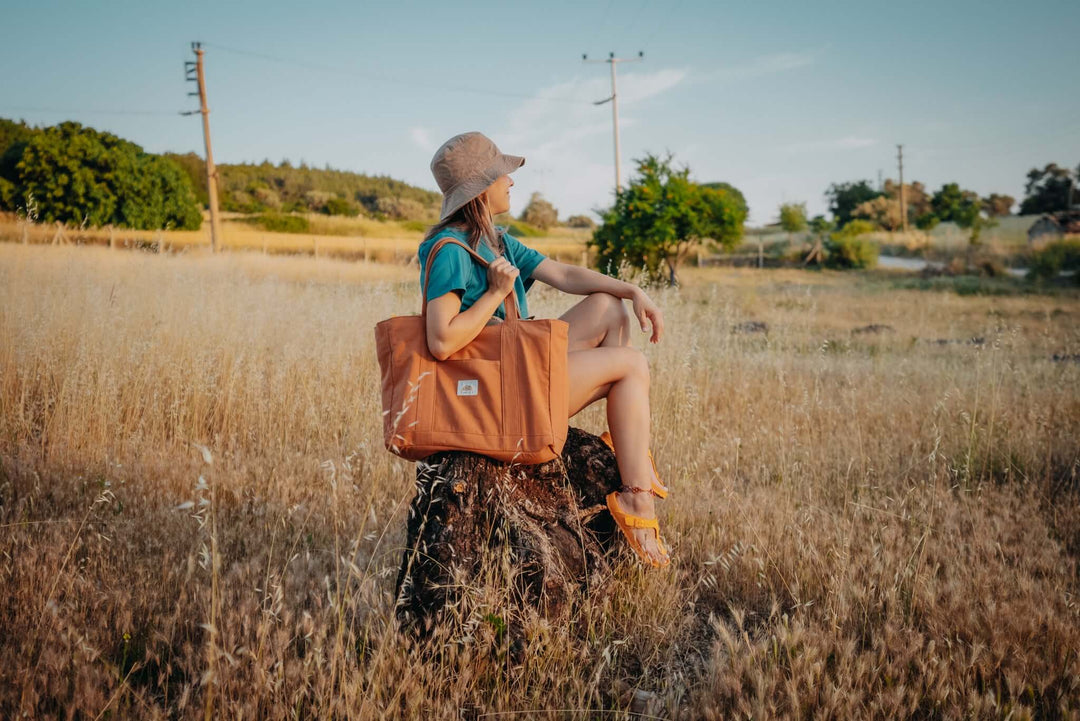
[457, 379, 479, 397]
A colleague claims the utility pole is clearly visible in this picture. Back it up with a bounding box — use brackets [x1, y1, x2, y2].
[896, 144, 908, 233]
[183, 42, 223, 252]
[583, 51, 643, 196]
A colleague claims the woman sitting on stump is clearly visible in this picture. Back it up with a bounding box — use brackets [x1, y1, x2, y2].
[420, 131, 670, 567]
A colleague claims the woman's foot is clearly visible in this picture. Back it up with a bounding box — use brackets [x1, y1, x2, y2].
[609, 486, 669, 566]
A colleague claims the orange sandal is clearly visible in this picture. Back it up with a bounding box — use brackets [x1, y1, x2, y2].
[599, 431, 669, 499]
[606, 488, 670, 567]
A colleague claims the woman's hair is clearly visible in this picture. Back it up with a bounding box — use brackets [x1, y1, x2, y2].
[423, 194, 505, 254]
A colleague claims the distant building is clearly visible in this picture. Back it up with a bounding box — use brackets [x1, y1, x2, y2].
[1027, 209, 1080, 246]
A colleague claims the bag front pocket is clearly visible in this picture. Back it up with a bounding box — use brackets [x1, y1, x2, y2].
[432, 359, 503, 436]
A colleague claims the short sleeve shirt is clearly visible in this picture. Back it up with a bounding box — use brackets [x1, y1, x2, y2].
[418, 227, 546, 320]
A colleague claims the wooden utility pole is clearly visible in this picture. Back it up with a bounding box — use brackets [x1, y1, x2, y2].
[584, 51, 643, 195]
[897, 144, 908, 233]
[184, 42, 223, 252]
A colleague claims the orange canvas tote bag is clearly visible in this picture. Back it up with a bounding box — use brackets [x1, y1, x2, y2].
[375, 237, 569, 464]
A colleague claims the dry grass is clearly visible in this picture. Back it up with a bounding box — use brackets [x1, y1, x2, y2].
[1, 244, 1078, 718]
[0, 212, 591, 265]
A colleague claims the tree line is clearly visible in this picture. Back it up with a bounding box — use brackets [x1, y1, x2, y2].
[0, 119, 201, 230]
[821, 161, 1078, 235]
[0, 118, 450, 230]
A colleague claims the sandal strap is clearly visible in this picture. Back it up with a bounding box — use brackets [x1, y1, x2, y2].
[618, 485, 651, 494]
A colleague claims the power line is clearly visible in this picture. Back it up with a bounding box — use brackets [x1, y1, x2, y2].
[623, 0, 651, 38]
[0, 106, 180, 117]
[589, 0, 618, 51]
[201, 41, 594, 106]
[640, 0, 685, 50]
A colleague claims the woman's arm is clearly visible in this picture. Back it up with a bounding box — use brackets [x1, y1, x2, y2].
[531, 258, 665, 343]
[425, 257, 519, 360]
[531, 258, 635, 298]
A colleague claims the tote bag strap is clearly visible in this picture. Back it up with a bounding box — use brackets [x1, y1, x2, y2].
[421, 236, 521, 322]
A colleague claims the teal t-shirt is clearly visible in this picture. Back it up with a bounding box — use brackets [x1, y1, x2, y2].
[418, 227, 546, 320]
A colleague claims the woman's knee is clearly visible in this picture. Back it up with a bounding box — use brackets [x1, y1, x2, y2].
[587, 292, 632, 344]
[615, 346, 650, 384]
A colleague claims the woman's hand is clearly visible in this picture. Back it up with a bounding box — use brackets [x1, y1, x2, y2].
[631, 288, 664, 344]
[486, 257, 519, 298]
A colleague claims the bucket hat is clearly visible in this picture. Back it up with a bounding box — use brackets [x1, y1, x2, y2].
[430, 132, 525, 221]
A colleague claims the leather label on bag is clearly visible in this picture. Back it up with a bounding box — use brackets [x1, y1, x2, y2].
[457, 379, 479, 397]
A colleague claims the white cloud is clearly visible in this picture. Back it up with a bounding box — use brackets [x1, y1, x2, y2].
[781, 136, 878, 153]
[410, 126, 434, 151]
[496, 68, 689, 218]
[703, 50, 819, 84]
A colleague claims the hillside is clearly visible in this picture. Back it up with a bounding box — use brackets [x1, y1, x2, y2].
[165, 153, 441, 221]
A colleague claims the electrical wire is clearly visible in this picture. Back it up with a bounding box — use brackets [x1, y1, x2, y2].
[0, 106, 182, 117]
[201, 41, 594, 106]
[640, 0, 685, 50]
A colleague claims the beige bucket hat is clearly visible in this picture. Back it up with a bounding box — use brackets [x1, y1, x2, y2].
[430, 132, 525, 221]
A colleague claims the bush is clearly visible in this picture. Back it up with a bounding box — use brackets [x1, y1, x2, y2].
[566, 214, 596, 230]
[1028, 239, 1080, 283]
[323, 196, 356, 216]
[374, 196, 430, 221]
[252, 213, 309, 234]
[824, 221, 879, 269]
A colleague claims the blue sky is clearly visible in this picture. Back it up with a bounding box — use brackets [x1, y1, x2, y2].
[1, 0, 1078, 225]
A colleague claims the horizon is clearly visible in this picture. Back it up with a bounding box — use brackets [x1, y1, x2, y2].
[1, 0, 1078, 226]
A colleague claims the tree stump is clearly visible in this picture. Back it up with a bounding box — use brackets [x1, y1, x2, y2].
[394, 427, 623, 637]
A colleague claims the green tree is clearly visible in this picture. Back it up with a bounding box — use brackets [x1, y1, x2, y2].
[13, 121, 201, 229]
[930, 183, 996, 244]
[930, 183, 981, 227]
[826, 180, 883, 227]
[778, 202, 808, 234]
[519, 192, 558, 229]
[808, 214, 832, 234]
[701, 182, 749, 220]
[590, 153, 746, 285]
[162, 151, 209, 207]
[1019, 163, 1075, 215]
[0, 118, 37, 210]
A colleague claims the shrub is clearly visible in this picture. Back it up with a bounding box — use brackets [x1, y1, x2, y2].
[566, 214, 596, 230]
[252, 213, 309, 234]
[323, 196, 356, 216]
[1028, 239, 1080, 283]
[824, 221, 878, 269]
[252, 187, 282, 210]
[374, 196, 429, 221]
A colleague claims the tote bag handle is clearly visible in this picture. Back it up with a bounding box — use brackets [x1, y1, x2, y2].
[420, 237, 521, 322]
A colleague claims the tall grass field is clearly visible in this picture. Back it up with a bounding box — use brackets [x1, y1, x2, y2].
[1, 243, 1078, 718]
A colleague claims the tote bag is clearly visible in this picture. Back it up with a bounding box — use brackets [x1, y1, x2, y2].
[375, 237, 569, 464]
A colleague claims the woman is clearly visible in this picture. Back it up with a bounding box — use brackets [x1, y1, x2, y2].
[420, 131, 669, 567]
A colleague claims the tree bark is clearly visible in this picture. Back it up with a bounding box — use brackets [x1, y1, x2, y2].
[394, 427, 623, 638]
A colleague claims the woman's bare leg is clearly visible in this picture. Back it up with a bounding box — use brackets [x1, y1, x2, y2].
[561, 294, 667, 565]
